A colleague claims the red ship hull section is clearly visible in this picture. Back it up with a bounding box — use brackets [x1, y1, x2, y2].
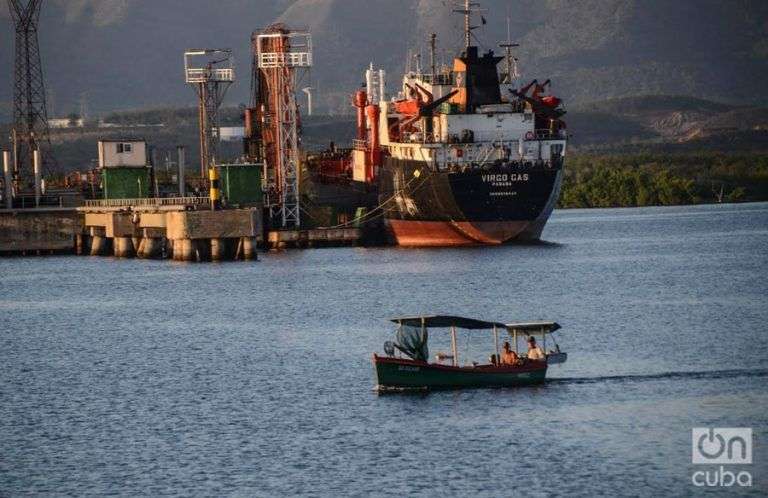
[388, 219, 530, 246]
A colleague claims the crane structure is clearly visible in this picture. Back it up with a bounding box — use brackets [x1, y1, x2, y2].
[7, 0, 53, 189]
[252, 24, 312, 228]
[184, 48, 234, 178]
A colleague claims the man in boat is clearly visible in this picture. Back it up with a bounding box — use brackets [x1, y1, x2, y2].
[526, 336, 546, 361]
[501, 342, 519, 365]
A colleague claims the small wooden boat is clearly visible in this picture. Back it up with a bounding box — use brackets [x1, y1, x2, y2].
[373, 315, 566, 391]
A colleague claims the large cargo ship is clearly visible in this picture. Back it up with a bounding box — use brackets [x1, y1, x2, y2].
[338, 1, 568, 246]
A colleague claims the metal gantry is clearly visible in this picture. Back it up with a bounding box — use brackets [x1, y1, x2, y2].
[254, 25, 312, 228]
[7, 0, 53, 188]
[184, 49, 234, 178]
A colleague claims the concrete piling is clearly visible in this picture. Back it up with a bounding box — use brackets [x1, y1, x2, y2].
[89, 227, 107, 256]
[195, 239, 210, 262]
[173, 238, 194, 262]
[3, 150, 12, 209]
[90, 236, 105, 256]
[242, 236, 257, 260]
[177, 146, 186, 196]
[139, 237, 162, 259]
[210, 238, 224, 261]
[33, 150, 42, 207]
[113, 237, 135, 258]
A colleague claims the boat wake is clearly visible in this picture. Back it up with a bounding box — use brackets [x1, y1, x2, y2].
[550, 368, 768, 386]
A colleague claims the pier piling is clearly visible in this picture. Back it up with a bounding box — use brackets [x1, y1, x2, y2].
[89, 227, 106, 256]
[113, 236, 135, 258]
[2, 151, 12, 209]
[211, 238, 224, 261]
[242, 236, 257, 260]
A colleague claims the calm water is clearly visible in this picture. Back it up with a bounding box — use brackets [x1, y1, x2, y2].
[1, 203, 767, 496]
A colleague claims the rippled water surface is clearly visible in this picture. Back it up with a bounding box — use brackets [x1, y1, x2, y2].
[1, 203, 767, 496]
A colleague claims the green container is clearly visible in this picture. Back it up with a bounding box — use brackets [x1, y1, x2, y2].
[440, 102, 459, 114]
[216, 163, 263, 206]
[102, 167, 150, 199]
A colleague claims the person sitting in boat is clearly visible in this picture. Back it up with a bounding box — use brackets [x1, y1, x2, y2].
[526, 336, 546, 361]
[501, 342, 519, 365]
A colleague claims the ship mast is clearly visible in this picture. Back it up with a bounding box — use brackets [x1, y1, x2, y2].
[464, 0, 471, 48]
[499, 16, 519, 84]
[429, 33, 437, 80]
[453, 0, 476, 50]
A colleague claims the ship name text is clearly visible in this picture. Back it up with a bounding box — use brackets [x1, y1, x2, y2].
[482, 173, 529, 187]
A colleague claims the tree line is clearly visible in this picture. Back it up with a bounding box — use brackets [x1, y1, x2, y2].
[558, 152, 768, 208]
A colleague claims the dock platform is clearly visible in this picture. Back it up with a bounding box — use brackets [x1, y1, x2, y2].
[267, 227, 362, 249]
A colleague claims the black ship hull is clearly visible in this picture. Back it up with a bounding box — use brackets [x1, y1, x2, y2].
[378, 158, 563, 246]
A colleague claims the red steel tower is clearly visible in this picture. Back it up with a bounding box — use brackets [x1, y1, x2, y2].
[250, 24, 312, 228]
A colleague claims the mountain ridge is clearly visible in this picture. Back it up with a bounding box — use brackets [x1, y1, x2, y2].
[1, 0, 767, 121]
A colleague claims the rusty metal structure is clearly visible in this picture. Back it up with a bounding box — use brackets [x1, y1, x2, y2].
[249, 24, 312, 228]
[184, 49, 234, 178]
[7, 0, 53, 188]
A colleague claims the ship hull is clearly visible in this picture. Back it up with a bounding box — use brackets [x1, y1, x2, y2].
[379, 157, 563, 246]
[373, 355, 548, 390]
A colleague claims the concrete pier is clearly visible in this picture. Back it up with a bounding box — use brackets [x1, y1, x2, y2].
[1, 198, 373, 260]
[0, 199, 261, 261]
[0, 208, 82, 255]
[77, 201, 262, 262]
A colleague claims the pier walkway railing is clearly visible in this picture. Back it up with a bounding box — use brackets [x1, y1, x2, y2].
[83, 197, 210, 209]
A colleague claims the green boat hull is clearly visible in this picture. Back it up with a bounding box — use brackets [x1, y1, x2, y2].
[373, 355, 547, 390]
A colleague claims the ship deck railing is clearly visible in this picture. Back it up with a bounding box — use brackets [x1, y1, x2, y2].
[533, 129, 568, 140]
[410, 73, 454, 86]
[184, 67, 234, 83]
[396, 132, 443, 145]
[437, 158, 563, 172]
[352, 139, 369, 151]
[82, 196, 210, 208]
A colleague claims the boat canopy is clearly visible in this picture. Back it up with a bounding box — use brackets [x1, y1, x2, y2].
[391, 315, 509, 330]
[390, 316, 562, 333]
[505, 322, 561, 333]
